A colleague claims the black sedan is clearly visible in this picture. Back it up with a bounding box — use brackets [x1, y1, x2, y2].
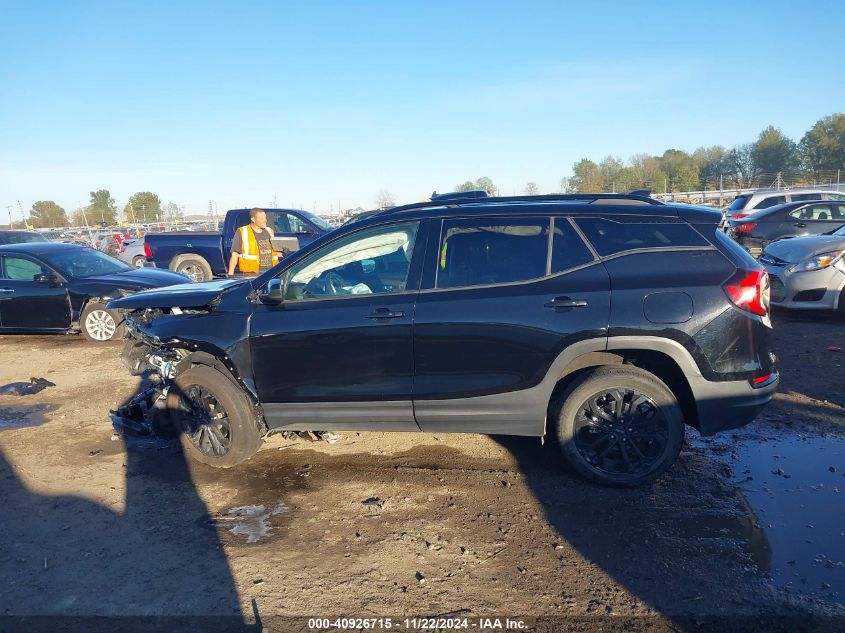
[728, 200, 845, 256]
[0, 242, 190, 341]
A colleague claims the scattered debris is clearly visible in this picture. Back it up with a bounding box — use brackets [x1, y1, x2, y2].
[362, 496, 384, 509]
[415, 571, 425, 583]
[88, 450, 102, 457]
[0, 377, 55, 396]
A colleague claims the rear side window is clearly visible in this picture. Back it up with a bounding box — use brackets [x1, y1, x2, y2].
[728, 196, 749, 211]
[791, 193, 822, 202]
[755, 196, 785, 209]
[573, 218, 709, 256]
[437, 217, 549, 288]
[551, 218, 594, 272]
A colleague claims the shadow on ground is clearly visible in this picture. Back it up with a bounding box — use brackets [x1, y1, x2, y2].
[0, 381, 258, 633]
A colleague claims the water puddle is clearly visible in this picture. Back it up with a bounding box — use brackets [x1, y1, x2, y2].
[0, 404, 55, 429]
[209, 502, 289, 543]
[702, 433, 845, 600]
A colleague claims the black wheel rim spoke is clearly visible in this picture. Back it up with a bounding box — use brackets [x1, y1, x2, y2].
[572, 387, 669, 477]
[179, 385, 231, 457]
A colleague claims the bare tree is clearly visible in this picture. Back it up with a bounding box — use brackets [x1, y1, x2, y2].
[374, 189, 396, 209]
[524, 182, 540, 195]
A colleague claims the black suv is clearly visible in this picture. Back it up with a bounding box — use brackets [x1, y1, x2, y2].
[110, 192, 778, 486]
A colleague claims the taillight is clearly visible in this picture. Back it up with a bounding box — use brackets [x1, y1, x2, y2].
[730, 213, 749, 219]
[733, 222, 757, 234]
[725, 270, 769, 316]
[144, 242, 152, 258]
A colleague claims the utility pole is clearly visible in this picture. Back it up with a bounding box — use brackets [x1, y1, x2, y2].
[5, 205, 13, 229]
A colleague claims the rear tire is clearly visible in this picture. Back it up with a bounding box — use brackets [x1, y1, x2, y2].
[81, 302, 124, 342]
[167, 365, 263, 468]
[837, 288, 845, 319]
[555, 366, 685, 487]
[131, 255, 146, 268]
[172, 256, 212, 282]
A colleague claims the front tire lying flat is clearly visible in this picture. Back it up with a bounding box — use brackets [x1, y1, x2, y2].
[167, 365, 263, 468]
[555, 366, 685, 487]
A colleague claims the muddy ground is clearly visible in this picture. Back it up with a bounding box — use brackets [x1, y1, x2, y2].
[0, 310, 843, 631]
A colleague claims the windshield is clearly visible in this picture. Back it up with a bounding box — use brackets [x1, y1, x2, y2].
[0, 232, 48, 245]
[298, 210, 332, 231]
[42, 247, 132, 278]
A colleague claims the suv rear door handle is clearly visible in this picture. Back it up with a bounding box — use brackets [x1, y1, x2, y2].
[0, 288, 14, 294]
[544, 296, 588, 311]
[793, 222, 807, 228]
[365, 307, 405, 320]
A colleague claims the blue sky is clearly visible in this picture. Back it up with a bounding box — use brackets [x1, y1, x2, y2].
[1, 0, 843, 220]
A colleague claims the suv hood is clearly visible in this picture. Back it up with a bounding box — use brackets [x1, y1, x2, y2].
[108, 278, 245, 309]
[763, 234, 845, 263]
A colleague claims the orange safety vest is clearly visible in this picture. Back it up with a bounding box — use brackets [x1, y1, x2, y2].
[237, 225, 279, 274]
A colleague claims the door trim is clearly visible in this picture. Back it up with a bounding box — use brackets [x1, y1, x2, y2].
[262, 400, 418, 431]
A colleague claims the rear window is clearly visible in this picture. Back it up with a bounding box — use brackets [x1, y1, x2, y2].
[0, 232, 48, 245]
[788, 205, 839, 221]
[755, 196, 785, 209]
[573, 218, 709, 256]
[728, 196, 750, 211]
[437, 217, 549, 288]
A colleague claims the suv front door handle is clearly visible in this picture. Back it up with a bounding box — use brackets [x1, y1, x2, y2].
[793, 222, 807, 228]
[365, 307, 405, 320]
[0, 288, 14, 295]
[544, 296, 588, 311]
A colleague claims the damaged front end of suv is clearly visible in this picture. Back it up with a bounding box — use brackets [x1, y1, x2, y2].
[107, 279, 272, 465]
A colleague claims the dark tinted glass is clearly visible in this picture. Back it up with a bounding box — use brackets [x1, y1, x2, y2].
[0, 232, 48, 245]
[551, 218, 594, 272]
[756, 196, 785, 209]
[728, 196, 749, 211]
[437, 217, 549, 288]
[573, 218, 709, 256]
[792, 193, 822, 202]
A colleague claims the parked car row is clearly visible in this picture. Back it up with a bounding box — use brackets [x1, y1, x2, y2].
[724, 189, 845, 314]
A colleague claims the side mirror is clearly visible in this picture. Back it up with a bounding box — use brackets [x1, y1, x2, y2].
[33, 273, 60, 286]
[261, 278, 284, 305]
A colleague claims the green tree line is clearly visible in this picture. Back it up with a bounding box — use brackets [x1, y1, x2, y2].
[24, 190, 184, 228]
[565, 113, 845, 194]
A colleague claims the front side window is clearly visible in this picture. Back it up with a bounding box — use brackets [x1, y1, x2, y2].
[789, 205, 833, 221]
[436, 217, 549, 289]
[2, 255, 47, 280]
[285, 222, 418, 300]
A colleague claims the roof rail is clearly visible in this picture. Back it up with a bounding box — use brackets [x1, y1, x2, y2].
[380, 192, 662, 216]
[430, 190, 490, 202]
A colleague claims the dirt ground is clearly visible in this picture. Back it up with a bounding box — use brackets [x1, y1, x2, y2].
[0, 310, 843, 631]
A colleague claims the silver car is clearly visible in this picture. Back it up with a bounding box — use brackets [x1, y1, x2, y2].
[760, 225, 845, 313]
[117, 238, 148, 268]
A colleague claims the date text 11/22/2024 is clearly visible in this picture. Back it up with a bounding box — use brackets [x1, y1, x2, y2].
[307, 617, 528, 630]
